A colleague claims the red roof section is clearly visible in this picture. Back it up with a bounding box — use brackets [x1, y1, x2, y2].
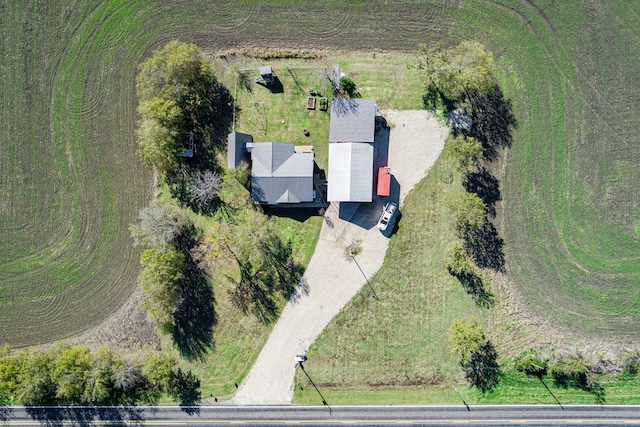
[377, 167, 391, 196]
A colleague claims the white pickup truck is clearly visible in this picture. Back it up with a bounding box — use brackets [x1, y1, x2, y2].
[377, 202, 398, 231]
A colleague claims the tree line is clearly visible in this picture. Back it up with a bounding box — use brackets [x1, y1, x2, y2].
[415, 41, 516, 392]
[0, 345, 199, 406]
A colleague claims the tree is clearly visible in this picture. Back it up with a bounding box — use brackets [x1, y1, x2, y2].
[136, 116, 182, 173]
[0, 346, 194, 406]
[16, 350, 57, 404]
[547, 351, 606, 403]
[136, 40, 213, 110]
[446, 192, 487, 241]
[445, 244, 473, 278]
[448, 316, 485, 367]
[50, 345, 92, 404]
[515, 352, 548, 378]
[447, 134, 484, 175]
[82, 347, 121, 404]
[139, 247, 187, 333]
[196, 209, 301, 322]
[338, 76, 358, 97]
[135, 40, 215, 174]
[415, 41, 496, 103]
[143, 353, 177, 391]
[130, 204, 184, 249]
[189, 170, 222, 207]
[464, 341, 501, 392]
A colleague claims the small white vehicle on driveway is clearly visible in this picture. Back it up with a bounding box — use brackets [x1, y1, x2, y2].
[377, 202, 398, 231]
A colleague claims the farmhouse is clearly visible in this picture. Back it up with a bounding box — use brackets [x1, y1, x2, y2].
[228, 132, 325, 207]
[327, 98, 377, 202]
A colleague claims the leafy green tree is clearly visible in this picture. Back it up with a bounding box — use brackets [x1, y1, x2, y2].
[82, 347, 121, 404]
[445, 244, 473, 278]
[143, 353, 177, 391]
[447, 134, 484, 175]
[0, 347, 23, 403]
[446, 192, 487, 241]
[196, 209, 300, 322]
[415, 41, 496, 103]
[135, 40, 215, 174]
[338, 76, 358, 97]
[515, 352, 548, 378]
[136, 40, 214, 110]
[139, 247, 187, 333]
[50, 345, 92, 403]
[136, 116, 182, 174]
[0, 346, 194, 406]
[16, 350, 57, 404]
[448, 316, 485, 366]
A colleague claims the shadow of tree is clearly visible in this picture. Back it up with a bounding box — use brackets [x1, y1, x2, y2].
[238, 72, 253, 93]
[267, 76, 284, 94]
[24, 405, 145, 426]
[172, 224, 216, 361]
[463, 340, 501, 392]
[470, 85, 517, 161]
[466, 221, 506, 272]
[447, 268, 494, 308]
[463, 168, 501, 217]
[228, 237, 304, 324]
[0, 404, 13, 423]
[422, 83, 456, 115]
[169, 368, 201, 415]
[551, 359, 606, 404]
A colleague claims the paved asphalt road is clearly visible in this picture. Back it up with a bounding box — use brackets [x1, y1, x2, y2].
[3, 404, 640, 426]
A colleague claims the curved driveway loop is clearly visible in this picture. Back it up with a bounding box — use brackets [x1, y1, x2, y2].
[231, 110, 447, 404]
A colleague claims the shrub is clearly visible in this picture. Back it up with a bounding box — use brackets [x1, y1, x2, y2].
[339, 76, 357, 97]
[448, 316, 485, 366]
[515, 353, 548, 377]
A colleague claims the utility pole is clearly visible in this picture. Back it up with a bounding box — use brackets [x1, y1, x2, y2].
[351, 254, 378, 300]
[298, 362, 332, 415]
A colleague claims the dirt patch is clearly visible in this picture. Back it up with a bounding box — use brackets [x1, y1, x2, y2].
[65, 287, 161, 352]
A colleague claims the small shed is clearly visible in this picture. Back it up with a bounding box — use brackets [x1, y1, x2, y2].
[259, 66, 274, 84]
[377, 167, 391, 197]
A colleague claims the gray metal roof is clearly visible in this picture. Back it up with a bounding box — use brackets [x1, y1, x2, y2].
[227, 131, 253, 169]
[329, 98, 377, 143]
[259, 66, 273, 75]
[251, 142, 314, 204]
[252, 177, 313, 204]
[327, 142, 373, 202]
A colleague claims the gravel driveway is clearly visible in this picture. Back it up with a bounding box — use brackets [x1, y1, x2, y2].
[231, 110, 447, 405]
